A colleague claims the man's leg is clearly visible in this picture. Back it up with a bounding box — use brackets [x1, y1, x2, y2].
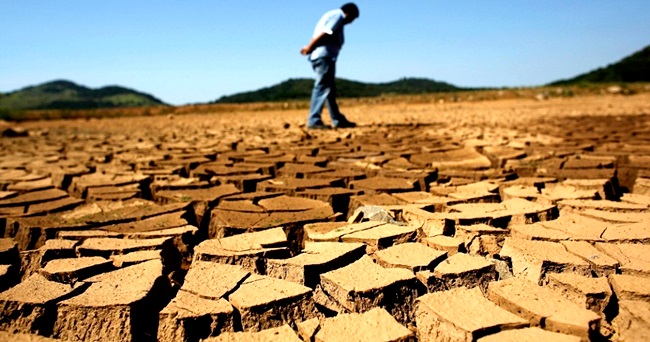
[307, 58, 333, 127]
[324, 61, 355, 128]
[323, 60, 345, 127]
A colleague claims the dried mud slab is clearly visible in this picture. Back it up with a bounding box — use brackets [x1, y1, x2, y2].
[500, 237, 592, 284]
[340, 223, 418, 254]
[256, 177, 339, 196]
[401, 207, 452, 237]
[609, 274, 650, 303]
[0, 273, 79, 335]
[266, 241, 366, 288]
[6, 200, 189, 250]
[295, 187, 360, 217]
[421, 235, 464, 255]
[416, 252, 496, 293]
[416, 287, 528, 342]
[39, 257, 113, 284]
[304, 221, 384, 243]
[533, 213, 610, 242]
[454, 224, 508, 256]
[446, 198, 558, 228]
[193, 227, 289, 273]
[412, 147, 492, 170]
[203, 324, 301, 342]
[546, 273, 612, 313]
[39, 239, 78, 265]
[0, 238, 20, 291]
[69, 173, 150, 199]
[392, 191, 456, 210]
[374, 242, 447, 273]
[316, 255, 418, 324]
[181, 261, 250, 300]
[0, 331, 62, 342]
[209, 197, 334, 239]
[600, 221, 650, 243]
[476, 327, 581, 342]
[158, 290, 235, 342]
[613, 300, 650, 342]
[561, 240, 619, 275]
[298, 307, 414, 342]
[430, 180, 500, 203]
[154, 183, 241, 205]
[487, 277, 601, 339]
[110, 250, 163, 267]
[558, 199, 648, 214]
[348, 193, 405, 217]
[227, 274, 317, 332]
[0, 189, 68, 208]
[594, 243, 650, 276]
[76, 236, 174, 258]
[501, 184, 540, 201]
[52, 259, 170, 342]
[350, 176, 418, 194]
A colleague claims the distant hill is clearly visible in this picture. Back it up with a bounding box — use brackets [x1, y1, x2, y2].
[550, 45, 650, 85]
[214, 77, 461, 103]
[0, 80, 167, 110]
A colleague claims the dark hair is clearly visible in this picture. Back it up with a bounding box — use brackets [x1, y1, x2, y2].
[341, 3, 359, 18]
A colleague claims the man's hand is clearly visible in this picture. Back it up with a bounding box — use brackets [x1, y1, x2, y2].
[300, 32, 327, 56]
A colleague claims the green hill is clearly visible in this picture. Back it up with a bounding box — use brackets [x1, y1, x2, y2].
[550, 44, 650, 85]
[0, 80, 167, 110]
[214, 77, 461, 103]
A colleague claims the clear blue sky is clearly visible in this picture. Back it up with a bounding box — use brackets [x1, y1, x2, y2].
[1, 1, 649, 105]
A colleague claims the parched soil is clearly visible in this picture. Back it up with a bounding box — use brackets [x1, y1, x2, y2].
[1, 93, 650, 341]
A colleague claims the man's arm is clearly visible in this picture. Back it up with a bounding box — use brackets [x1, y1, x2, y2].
[300, 31, 328, 55]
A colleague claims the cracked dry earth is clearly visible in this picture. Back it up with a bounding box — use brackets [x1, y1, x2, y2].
[1, 93, 650, 341]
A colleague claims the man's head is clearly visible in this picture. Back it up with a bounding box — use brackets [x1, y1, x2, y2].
[341, 3, 359, 24]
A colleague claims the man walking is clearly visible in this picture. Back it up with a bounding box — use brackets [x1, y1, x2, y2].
[300, 3, 359, 129]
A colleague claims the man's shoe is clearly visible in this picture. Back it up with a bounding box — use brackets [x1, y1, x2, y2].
[334, 120, 357, 128]
[307, 123, 331, 130]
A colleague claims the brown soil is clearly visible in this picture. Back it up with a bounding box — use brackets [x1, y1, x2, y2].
[0, 93, 650, 340]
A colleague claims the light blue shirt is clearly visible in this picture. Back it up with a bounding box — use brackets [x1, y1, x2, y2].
[309, 9, 345, 61]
